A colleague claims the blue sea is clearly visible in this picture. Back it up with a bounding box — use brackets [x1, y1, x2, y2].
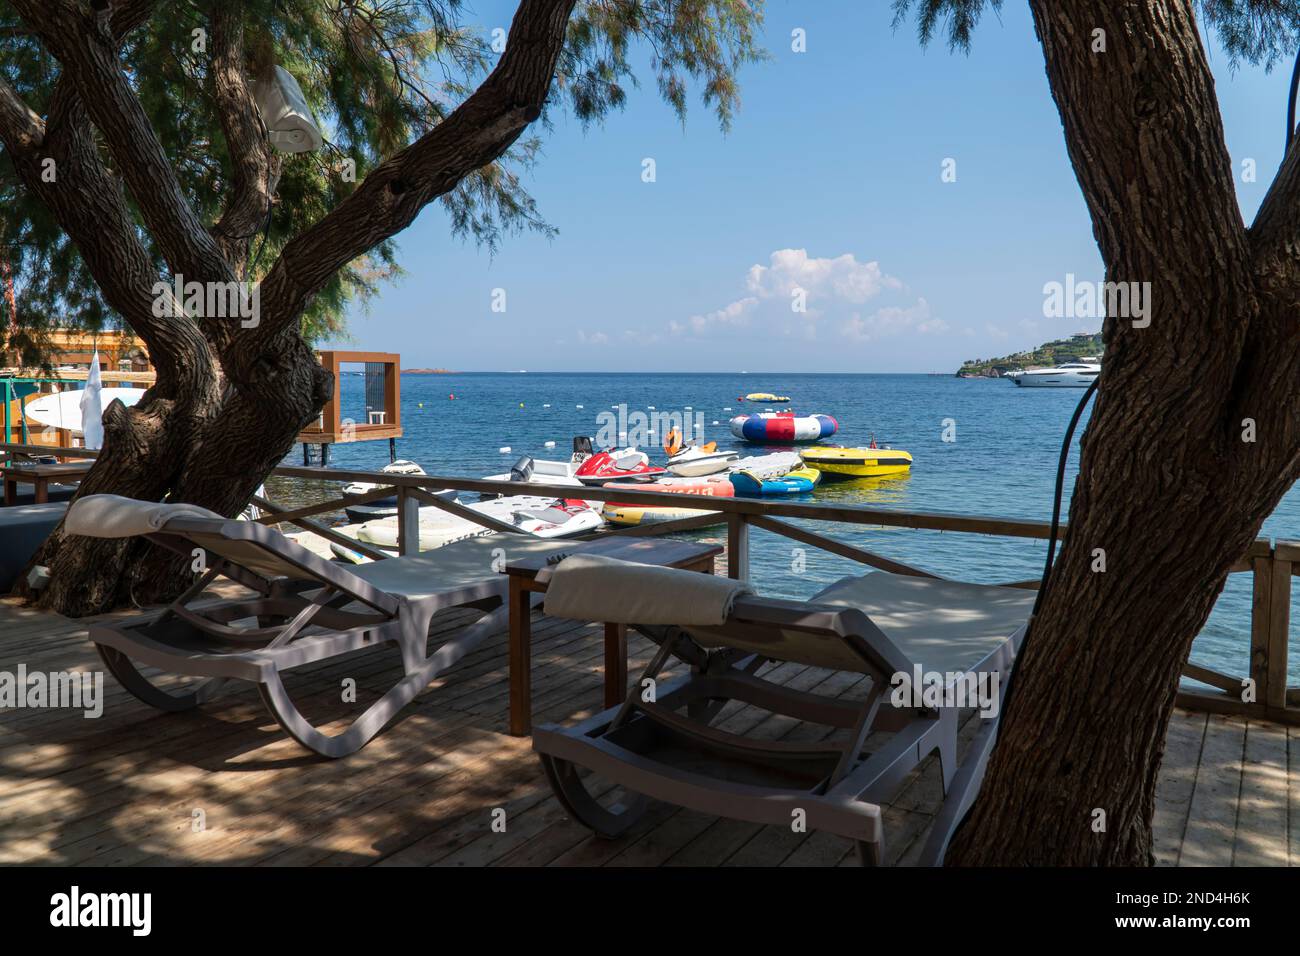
[271, 371, 1300, 687]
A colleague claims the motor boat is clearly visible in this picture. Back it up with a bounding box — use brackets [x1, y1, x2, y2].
[800, 446, 913, 479]
[574, 447, 666, 486]
[481, 454, 582, 492]
[1010, 359, 1100, 387]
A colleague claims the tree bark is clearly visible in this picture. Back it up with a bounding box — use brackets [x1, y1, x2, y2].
[948, 0, 1300, 865]
[0, 0, 579, 614]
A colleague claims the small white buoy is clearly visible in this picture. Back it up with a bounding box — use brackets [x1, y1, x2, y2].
[576, 404, 583, 409]
[685, 406, 692, 410]
[723, 407, 732, 411]
[543, 403, 551, 408]
[499, 446, 512, 454]
[712, 420, 720, 425]
[544, 440, 556, 448]
[648, 406, 656, 410]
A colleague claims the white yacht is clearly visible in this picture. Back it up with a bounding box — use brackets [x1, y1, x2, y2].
[1010, 358, 1100, 387]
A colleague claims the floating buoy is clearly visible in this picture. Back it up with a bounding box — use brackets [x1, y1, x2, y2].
[712, 420, 720, 425]
[519, 402, 524, 408]
[544, 440, 556, 448]
[576, 404, 584, 409]
[543, 403, 551, 408]
[499, 446, 512, 453]
[723, 407, 732, 412]
[685, 406, 693, 410]
[418, 402, 423, 408]
[449, 393, 455, 400]
[648, 406, 656, 410]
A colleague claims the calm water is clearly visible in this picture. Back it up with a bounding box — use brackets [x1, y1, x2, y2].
[269, 371, 1300, 686]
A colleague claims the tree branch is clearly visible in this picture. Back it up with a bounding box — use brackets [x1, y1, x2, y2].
[208, 3, 275, 273]
[11, 0, 235, 291]
[250, 0, 578, 344]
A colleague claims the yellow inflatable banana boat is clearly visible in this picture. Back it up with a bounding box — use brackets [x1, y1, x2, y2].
[800, 446, 913, 479]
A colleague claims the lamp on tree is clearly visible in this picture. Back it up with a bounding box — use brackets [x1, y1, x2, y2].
[254, 66, 323, 154]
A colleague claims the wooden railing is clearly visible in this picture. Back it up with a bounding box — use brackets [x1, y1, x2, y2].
[3, 442, 1295, 724]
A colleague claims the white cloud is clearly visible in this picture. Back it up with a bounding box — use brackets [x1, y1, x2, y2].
[674, 296, 759, 336]
[675, 249, 940, 348]
[840, 299, 941, 342]
[576, 330, 609, 346]
[745, 248, 900, 304]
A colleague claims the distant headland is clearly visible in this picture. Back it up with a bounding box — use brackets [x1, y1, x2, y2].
[957, 331, 1102, 378]
[403, 367, 456, 374]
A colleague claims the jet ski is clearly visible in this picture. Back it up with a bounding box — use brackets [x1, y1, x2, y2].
[662, 430, 738, 477]
[573, 447, 666, 486]
[341, 459, 456, 522]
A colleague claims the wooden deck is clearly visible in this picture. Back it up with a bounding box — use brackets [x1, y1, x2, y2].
[1, 595, 1295, 866]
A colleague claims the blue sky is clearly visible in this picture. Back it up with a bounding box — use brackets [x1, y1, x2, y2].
[321, 1, 1287, 372]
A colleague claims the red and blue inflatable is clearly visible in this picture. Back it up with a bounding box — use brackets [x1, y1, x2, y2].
[729, 411, 838, 443]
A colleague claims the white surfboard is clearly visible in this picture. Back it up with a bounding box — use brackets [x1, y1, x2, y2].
[24, 387, 146, 433]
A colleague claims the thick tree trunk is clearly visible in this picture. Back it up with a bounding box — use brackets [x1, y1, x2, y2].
[947, 0, 1300, 865]
[0, 0, 575, 617]
[19, 331, 330, 614]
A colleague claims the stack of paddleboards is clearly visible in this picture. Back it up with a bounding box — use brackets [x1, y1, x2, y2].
[726, 451, 820, 497]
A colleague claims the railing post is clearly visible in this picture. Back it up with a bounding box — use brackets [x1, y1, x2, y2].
[726, 513, 749, 581]
[1267, 541, 1296, 714]
[397, 486, 419, 556]
[1249, 551, 1272, 716]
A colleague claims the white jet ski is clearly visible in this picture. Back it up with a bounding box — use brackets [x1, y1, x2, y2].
[666, 442, 738, 478]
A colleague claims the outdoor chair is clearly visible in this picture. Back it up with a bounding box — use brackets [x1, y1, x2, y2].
[67, 494, 573, 758]
[531, 558, 1033, 865]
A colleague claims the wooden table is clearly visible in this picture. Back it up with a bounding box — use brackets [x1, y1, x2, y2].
[504, 537, 723, 736]
[2, 460, 93, 506]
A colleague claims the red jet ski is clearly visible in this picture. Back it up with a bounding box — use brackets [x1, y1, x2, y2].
[574, 447, 667, 486]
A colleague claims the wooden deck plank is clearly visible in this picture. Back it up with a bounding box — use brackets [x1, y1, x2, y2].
[1179, 715, 1246, 867]
[1152, 710, 1205, 867]
[1232, 719, 1290, 866]
[0, 596, 1294, 867]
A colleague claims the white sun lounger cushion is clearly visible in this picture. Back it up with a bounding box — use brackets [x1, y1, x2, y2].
[543, 554, 751, 626]
[65, 494, 225, 539]
[811, 572, 1034, 675]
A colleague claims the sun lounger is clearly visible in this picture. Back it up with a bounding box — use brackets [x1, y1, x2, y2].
[68, 494, 573, 757]
[531, 563, 1033, 864]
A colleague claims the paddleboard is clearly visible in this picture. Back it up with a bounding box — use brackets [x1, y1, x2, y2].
[24, 387, 145, 433]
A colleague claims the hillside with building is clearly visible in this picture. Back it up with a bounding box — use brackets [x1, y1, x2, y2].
[956, 331, 1103, 377]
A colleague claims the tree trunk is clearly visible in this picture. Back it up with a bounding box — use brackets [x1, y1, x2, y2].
[19, 331, 331, 614]
[947, 0, 1300, 865]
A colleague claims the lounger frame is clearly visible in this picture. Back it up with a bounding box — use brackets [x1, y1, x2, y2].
[90, 517, 519, 758]
[534, 593, 1024, 865]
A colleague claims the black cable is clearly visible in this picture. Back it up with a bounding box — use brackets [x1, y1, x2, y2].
[1287, 44, 1300, 152]
[1031, 376, 1100, 618]
[984, 375, 1099, 740]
